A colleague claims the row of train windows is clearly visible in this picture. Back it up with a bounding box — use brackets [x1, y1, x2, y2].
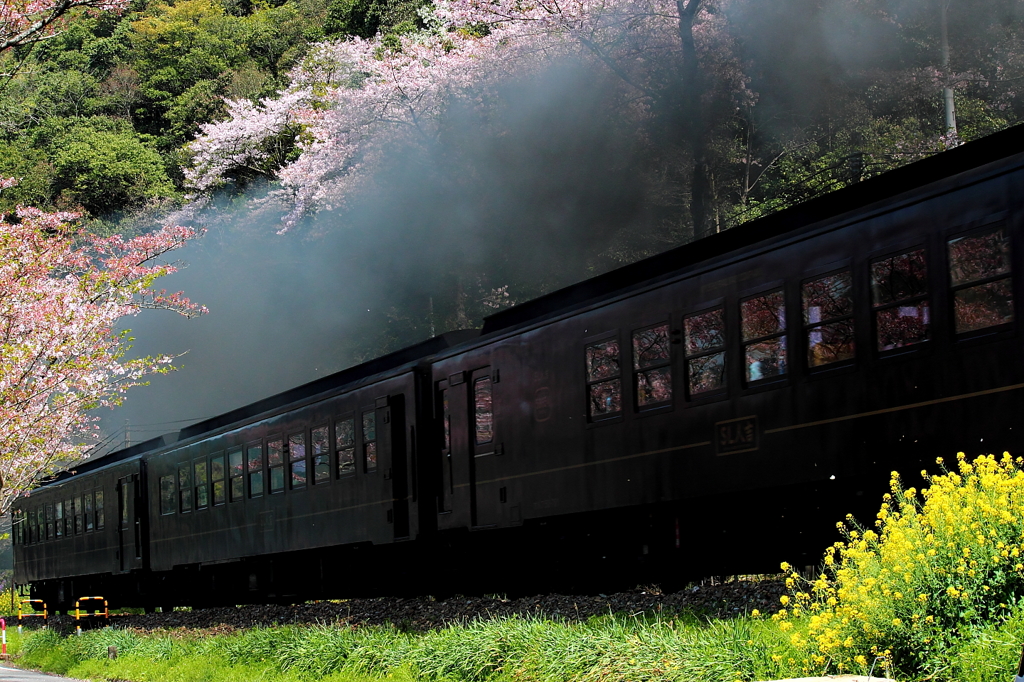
[586, 227, 1014, 419]
[158, 411, 379, 515]
[13, 491, 105, 545]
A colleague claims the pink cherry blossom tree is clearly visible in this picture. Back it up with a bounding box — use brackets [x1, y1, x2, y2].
[185, 0, 747, 237]
[0, 179, 203, 513]
[0, 0, 128, 52]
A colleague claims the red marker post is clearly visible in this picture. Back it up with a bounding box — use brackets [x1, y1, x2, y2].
[1, 618, 8, 660]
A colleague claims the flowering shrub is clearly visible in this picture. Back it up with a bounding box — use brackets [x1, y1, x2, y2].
[776, 452, 1024, 678]
[0, 179, 203, 512]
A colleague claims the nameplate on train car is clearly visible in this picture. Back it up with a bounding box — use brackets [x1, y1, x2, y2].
[715, 416, 759, 455]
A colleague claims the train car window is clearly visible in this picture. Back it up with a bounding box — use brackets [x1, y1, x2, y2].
[741, 290, 787, 383]
[194, 459, 209, 510]
[803, 271, 855, 367]
[586, 339, 622, 419]
[474, 377, 494, 443]
[85, 493, 94, 531]
[632, 325, 672, 408]
[160, 475, 175, 514]
[228, 447, 244, 502]
[74, 496, 83, 533]
[289, 432, 307, 489]
[64, 498, 72, 535]
[46, 504, 54, 540]
[872, 249, 929, 351]
[948, 227, 1014, 333]
[684, 308, 726, 395]
[363, 411, 378, 472]
[177, 464, 192, 513]
[247, 443, 264, 498]
[55, 502, 63, 538]
[336, 418, 356, 477]
[211, 453, 226, 505]
[268, 438, 285, 493]
[312, 426, 330, 484]
[95, 490, 104, 530]
[27, 509, 34, 544]
[441, 390, 451, 450]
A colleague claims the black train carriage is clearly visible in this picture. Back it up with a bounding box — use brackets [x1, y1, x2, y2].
[12, 124, 1024, 607]
[13, 333, 478, 610]
[427, 127, 1024, 588]
[12, 453, 145, 606]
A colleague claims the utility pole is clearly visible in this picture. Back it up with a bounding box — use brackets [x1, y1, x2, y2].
[123, 420, 130, 449]
[940, 0, 958, 143]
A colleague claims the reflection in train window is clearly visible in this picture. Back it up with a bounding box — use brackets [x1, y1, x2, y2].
[160, 476, 174, 514]
[64, 498, 72, 535]
[289, 432, 307, 489]
[247, 443, 263, 498]
[194, 459, 209, 509]
[633, 325, 671, 408]
[474, 377, 494, 443]
[83, 493, 93, 532]
[95, 490, 104, 529]
[803, 271, 855, 367]
[177, 464, 192, 513]
[268, 438, 284, 493]
[55, 501, 63, 538]
[685, 308, 726, 396]
[211, 453, 226, 505]
[872, 249, 929, 350]
[586, 339, 621, 419]
[336, 418, 355, 476]
[441, 389, 451, 450]
[949, 228, 1014, 333]
[741, 290, 787, 383]
[363, 411, 378, 472]
[228, 447, 244, 502]
[85, 493, 94, 531]
[45, 504, 53, 540]
[312, 426, 330, 484]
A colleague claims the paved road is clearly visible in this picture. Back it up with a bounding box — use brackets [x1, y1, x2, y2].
[0, 666, 88, 681]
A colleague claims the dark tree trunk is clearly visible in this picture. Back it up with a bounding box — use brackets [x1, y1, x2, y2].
[676, 0, 713, 239]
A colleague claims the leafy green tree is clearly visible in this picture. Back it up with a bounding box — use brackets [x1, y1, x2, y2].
[42, 117, 175, 214]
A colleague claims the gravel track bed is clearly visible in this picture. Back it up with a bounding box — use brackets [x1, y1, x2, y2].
[48, 579, 786, 633]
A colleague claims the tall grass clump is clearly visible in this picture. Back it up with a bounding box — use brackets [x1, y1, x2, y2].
[777, 452, 1024, 679]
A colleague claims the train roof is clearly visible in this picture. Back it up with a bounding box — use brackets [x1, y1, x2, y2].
[480, 124, 1024, 336]
[63, 329, 479, 478]
[176, 329, 479, 441]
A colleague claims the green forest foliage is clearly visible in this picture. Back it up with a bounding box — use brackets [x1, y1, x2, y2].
[0, 0, 423, 218]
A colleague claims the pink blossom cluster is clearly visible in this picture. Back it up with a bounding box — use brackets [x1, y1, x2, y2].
[0, 189, 203, 512]
[0, 0, 129, 51]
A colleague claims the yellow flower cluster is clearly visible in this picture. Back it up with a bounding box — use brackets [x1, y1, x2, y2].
[774, 452, 1024, 678]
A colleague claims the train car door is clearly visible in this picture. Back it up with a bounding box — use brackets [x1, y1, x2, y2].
[378, 395, 410, 538]
[436, 379, 454, 514]
[117, 474, 142, 572]
[469, 367, 501, 528]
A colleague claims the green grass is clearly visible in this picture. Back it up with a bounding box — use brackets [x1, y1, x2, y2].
[9, 613, 806, 682]
[11, 608, 1023, 682]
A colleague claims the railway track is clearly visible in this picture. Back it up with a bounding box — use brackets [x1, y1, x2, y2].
[37, 579, 786, 633]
